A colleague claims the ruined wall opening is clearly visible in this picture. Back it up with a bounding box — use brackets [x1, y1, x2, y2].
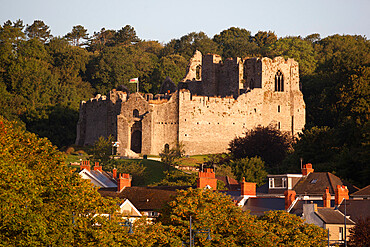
[196, 65, 202, 80]
[133, 109, 139, 118]
[275, 70, 284, 92]
[164, 143, 169, 152]
[131, 121, 142, 153]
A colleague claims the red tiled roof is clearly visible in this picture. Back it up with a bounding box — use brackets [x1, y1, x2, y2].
[98, 186, 191, 211]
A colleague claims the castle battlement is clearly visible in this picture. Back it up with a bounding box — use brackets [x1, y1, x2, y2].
[76, 51, 305, 156]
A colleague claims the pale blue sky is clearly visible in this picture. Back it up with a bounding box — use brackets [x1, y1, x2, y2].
[1, 0, 369, 43]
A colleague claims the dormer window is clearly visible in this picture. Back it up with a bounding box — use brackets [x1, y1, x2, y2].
[269, 177, 287, 188]
[275, 70, 284, 92]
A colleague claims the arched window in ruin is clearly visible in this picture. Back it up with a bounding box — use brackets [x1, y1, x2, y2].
[133, 109, 139, 118]
[275, 70, 284, 92]
[164, 143, 169, 153]
[196, 65, 201, 80]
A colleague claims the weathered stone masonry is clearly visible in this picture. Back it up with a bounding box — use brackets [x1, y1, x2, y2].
[76, 51, 305, 155]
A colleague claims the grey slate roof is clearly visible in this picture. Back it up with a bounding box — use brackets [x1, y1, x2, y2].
[241, 197, 285, 216]
[293, 172, 358, 196]
[351, 185, 370, 197]
[338, 199, 370, 223]
[315, 207, 355, 225]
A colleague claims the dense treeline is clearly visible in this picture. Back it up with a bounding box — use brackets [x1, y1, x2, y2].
[0, 20, 369, 186]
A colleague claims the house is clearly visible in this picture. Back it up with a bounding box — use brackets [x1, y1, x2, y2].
[259, 163, 358, 201]
[78, 161, 117, 188]
[350, 184, 370, 200]
[302, 202, 355, 244]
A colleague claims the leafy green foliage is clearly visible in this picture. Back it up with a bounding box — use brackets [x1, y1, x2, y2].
[90, 135, 114, 164]
[229, 126, 293, 173]
[349, 217, 370, 247]
[0, 116, 125, 246]
[65, 25, 89, 46]
[25, 20, 52, 43]
[117, 161, 147, 186]
[158, 188, 273, 247]
[268, 36, 317, 76]
[159, 142, 186, 167]
[259, 211, 327, 247]
[229, 157, 268, 186]
[152, 170, 197, 187]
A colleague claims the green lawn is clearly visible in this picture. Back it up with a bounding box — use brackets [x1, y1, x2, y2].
[114, 158, 176, 186]
[178, 155, 209, 167]
[65, 153, 90, 164]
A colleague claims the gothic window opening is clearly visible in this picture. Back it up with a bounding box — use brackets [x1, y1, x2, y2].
[133, 109, 139, 118]
[164, 144, 169, 152]
[275, 70, 284, 92]
[196, 65, 201, 80]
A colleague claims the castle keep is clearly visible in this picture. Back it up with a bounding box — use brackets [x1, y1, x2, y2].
[76, 51, 305, 155]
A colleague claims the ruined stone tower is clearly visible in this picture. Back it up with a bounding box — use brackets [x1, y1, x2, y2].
[76, 51, 305, 155]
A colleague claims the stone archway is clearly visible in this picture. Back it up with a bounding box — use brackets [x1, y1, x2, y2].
[131, 130, 142, 153]
[131, 121, 142, 153]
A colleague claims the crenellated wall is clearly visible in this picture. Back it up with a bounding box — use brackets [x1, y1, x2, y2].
[76, 51, 305, 156]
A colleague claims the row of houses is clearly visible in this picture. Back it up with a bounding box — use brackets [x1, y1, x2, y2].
[77, 161, 370, 243]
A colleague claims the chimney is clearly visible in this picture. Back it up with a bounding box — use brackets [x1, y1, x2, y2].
[113, 168, 117, 180]
[197, 168, 217, 190]
[117, 173, 131, 192]
[93, 162, 102, 172]
[80, 160, 91, 171]
[323, 187, 331, 208]
[284, 190, 296, 210]
[301, 163, 314, 176]
[241, 178, 256, 197]
[335, 185, 349, 206]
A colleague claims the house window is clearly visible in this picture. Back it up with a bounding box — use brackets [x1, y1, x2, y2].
[339, 227, 344, 240]
[269, 178, 274, 188]
[282, 177, 287, 188]
[269, 177, 287, 188]
[310, 179, 318, 184]
[278, 105, 281, 112]
[275, 70, 284, 92]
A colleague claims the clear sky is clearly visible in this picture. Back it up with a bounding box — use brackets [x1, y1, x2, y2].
[1, 0, 369, 43]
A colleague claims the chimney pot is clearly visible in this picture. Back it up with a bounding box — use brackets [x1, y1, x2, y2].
[197, 168, 217, 190]
[284, 190, 296, 210]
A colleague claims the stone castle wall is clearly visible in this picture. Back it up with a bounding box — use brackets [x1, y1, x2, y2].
[76, 51, 305, 156]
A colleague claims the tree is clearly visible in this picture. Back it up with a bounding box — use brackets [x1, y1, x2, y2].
[115, 161, 148, 186]
[153, 170, 197, 187]
[259, 211, 327, 247]
[88, 45, 157, 93]
[229, 157, 268, 186]
[151, 54, 188, 88]
[114, 25, 140, 46]
[228, 126, 293, 173]
[87, 28, 116, 52]
[213, 27, 258, 58]
[158, 188, 274, 247]
[348, 217, 370, 247]
[65, 25, 89, 46]
[268, 36, 317, 76]
[0, 116, 123, 246]
[25, 20, 52, 43]
[159, 142, 185, 167]
[252, 31, 277, 56]
[90, 135, 115, 164]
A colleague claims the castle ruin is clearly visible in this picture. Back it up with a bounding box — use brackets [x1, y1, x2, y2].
[75, 51, 305, 155]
